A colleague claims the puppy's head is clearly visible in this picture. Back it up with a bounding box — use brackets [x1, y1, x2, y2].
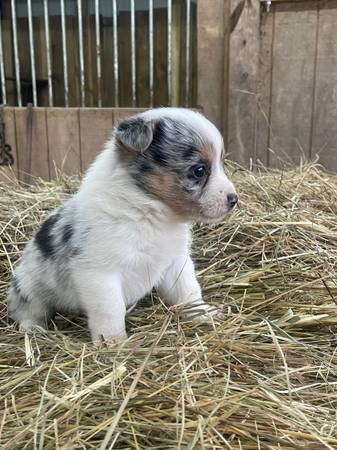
[115, 108, 237, 223]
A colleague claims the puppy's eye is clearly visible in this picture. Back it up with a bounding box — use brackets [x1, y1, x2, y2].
[192, 164, 207, 179]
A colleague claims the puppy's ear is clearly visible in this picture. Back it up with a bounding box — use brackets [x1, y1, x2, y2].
[115, 117, 154, 153]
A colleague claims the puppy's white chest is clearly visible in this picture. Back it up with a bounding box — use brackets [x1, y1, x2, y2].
[120, 227, 188, 305]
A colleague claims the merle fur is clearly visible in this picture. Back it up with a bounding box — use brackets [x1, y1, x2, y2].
[116, 117, 211, 198]
[35, 213, 60, 258]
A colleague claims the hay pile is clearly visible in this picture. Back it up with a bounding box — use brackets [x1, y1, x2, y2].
[0, 164, 337, 450]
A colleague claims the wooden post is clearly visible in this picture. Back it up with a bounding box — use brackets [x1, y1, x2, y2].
[197, 0, 228, 134]
[227, 0, 260, 166]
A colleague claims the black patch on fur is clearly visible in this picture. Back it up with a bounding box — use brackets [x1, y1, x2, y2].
[138, 160, 154, 174]
[35, 213, 60, 258]
[183, 145, 198, 159]
[151, 120, 166, 147]
[19, 294, 29, 304]
[150, 145, 169, 166]
[62, 224, 73, 244]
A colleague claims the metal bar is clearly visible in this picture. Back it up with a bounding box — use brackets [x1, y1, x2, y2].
[130, 0, 136, 107]
[11, 0, 22, 106]
[95, 0, 102, 107]
[77, 0, 85, 107]
[27, 0, 37, 106]
[112, 0, 119, 106]
[167, 0, 172, 105]
[60, 0, 69, 107]
[149, 0, 154, 107]
[0, 9, 7, 105]
[185, 0, 191, 107]
[43, 0, 53, 106]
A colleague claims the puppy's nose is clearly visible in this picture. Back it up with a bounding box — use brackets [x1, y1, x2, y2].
[227, 193, 238, 209]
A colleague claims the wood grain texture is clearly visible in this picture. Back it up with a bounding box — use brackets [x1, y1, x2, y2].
[227, 0, 260, 165]
[255, 7, 274, 166]
[311, 0, 337, 171]
[14, 107, 50, 182]
[79, 108, 113, 171]
[269, 2, 318, 167]
[47, 108, 81, 178]
[13, 108, 29, 182]
[197, 0, 227, 133]
[154, 8, 168, 106]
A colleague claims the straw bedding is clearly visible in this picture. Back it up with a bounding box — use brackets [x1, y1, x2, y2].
[0, 164, 337, 450]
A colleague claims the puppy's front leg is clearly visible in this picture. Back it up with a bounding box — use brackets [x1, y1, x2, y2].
[158, 255, 218, 320]
[74, 272, 127, 345]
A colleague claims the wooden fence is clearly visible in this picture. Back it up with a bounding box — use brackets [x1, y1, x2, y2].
[1, 0, 337, 182]
[0, 107, 144, 183]
[199, 0, 337, 171]
[0, 1, 197, 108]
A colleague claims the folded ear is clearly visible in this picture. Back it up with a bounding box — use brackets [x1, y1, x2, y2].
[115, 117, 154, 153]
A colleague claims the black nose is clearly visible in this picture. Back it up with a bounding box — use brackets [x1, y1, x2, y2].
[227, 193, 238, 209]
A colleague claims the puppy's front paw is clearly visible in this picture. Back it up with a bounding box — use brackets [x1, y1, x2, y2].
[93, 331, 128, 348]
[178, 302, 226, 323]
[19, 319, 46, 332]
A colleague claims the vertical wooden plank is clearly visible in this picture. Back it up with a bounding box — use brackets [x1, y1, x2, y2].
[227, 0, 260, 166]
[83, 4, 95, 107]
[136, 9, 150, 107]
[49, 14, 64, 107]
[102, 14, 114, 107]
[13, 108, 28, 182]
[14, 108, 50, 183]
[269, 2, 318, 167]
[191, 1, 198, 108]
[311, 0, 337, 171]
[66, 14, 80, 107]
[31, 108, 49, 180]
[154, 6, 168, 107]
[256, 6, 274, 166]
[118, 11, 132, 107]
[14, 107, 50, 182]
[2, 3, 16, 105]
[0, 107, 18, 182]
[197, 0, 227, 133]
[33, 16, 49, 106]
[172, 0, 182, 107]
[79, 108, 113, 171]
[47, 108, 81, 178]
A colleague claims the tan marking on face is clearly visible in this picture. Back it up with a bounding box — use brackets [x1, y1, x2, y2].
[144, 171, 200, 220]
[200, 141, 215, 166]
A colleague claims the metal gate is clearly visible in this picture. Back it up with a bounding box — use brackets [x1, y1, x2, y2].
[0, 0, 197, 108]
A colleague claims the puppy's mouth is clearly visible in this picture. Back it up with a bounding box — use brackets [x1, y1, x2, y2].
[196, 209, 231, 224]
[196, 202, 238, 224]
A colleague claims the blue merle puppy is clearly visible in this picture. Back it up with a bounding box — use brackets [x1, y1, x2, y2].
[8, 108, 237, 345]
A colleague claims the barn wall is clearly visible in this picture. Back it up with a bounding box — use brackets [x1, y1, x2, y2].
[2, 0, 337, 181]
[198, 0, 337, 171]
[0, 1, 197, 109]
[0, 106, 144, 183]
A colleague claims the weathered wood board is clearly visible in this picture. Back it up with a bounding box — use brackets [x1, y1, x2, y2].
[311, 0, 337, 170]
[227, 0, 260, 166]
[268, 2, 318, 167]
[1, 107, 146, 183]
[79, 108, 114, 171]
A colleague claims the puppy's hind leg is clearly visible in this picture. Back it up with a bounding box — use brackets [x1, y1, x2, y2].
[7, 276, 53, 331]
